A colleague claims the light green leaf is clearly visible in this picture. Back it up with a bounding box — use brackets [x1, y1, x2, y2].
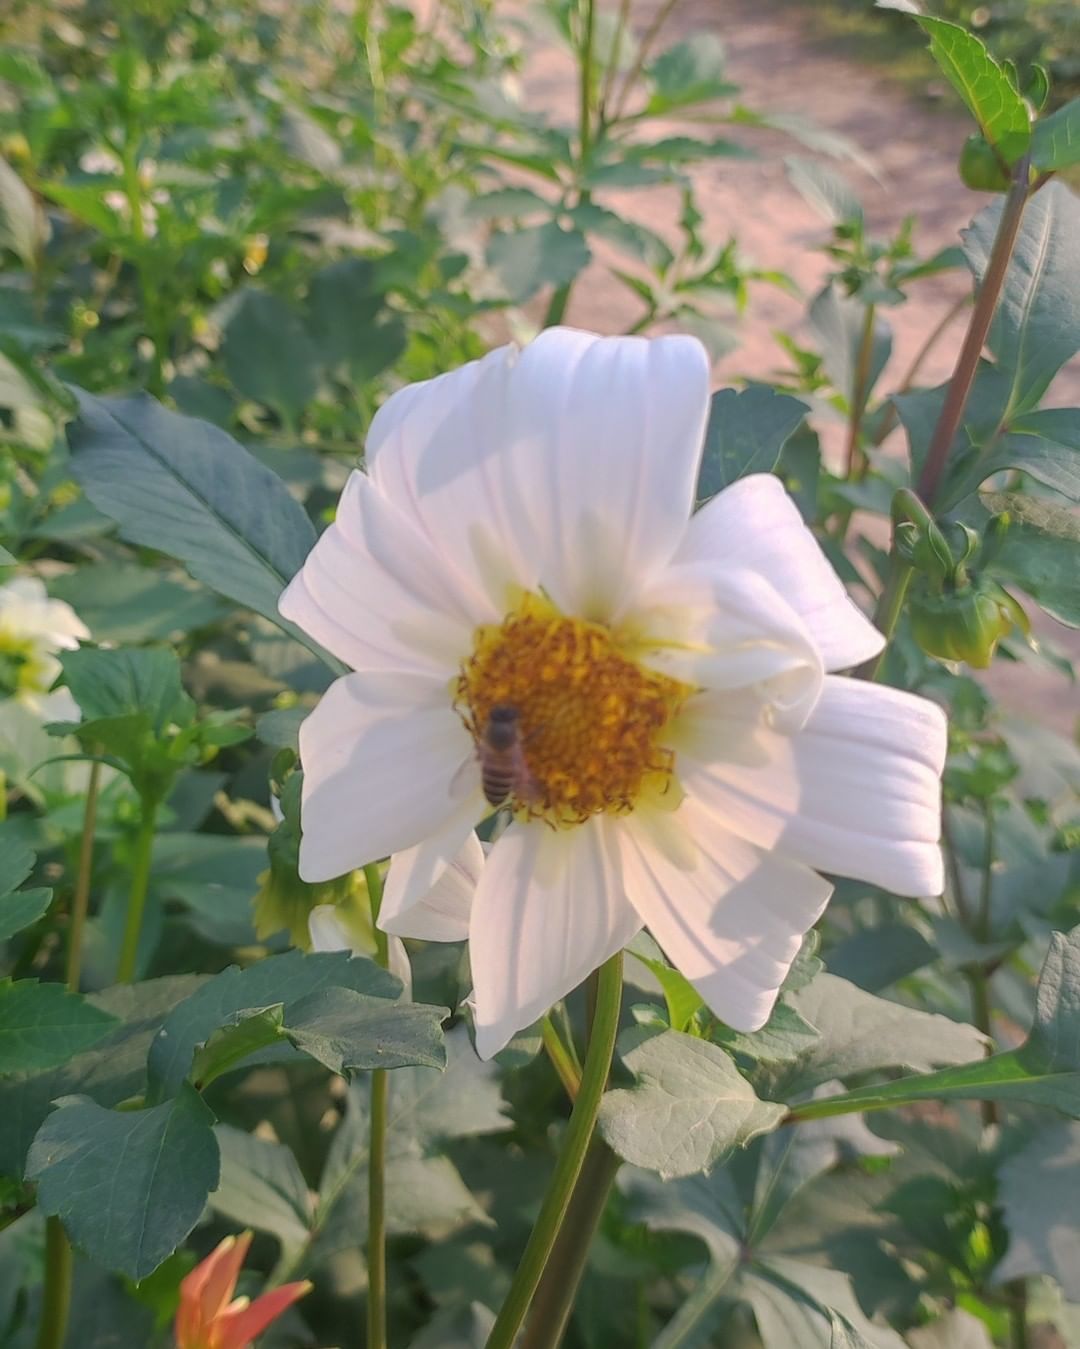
[0, 980, 117, 1074]
[809, 285, 892, 410]
[1032, 97, 1080, 173]
[285, 986, 447, 1074]
[27, 1084, 220, 1280]
[599, 1028, 785, 1178]
[0, 155, 45, 269]
[785, 157, 862, 226]
[0, 886, 51, 942]
[67, 390, 327, 657]
[218, 289, 319, 421]
[914, 17, 1030, 162]
[744, 1261, 906, 1349]
[211, 1123, 313, 1263]
[255, 705, 305, 752]
[49, 564, 226, 643]
[147, 949, 402, 1099]
[644, 35, 738, 114]
[963, 182, 1080, 412]
[630, 952, 704, 1033]
[997, 1119, 1080, 1297]
[60, 645, 193, 734]
[982, 491, 1080, 627]
[697, 386, 808, 499]
[188, 1005, 286, 1090]
[486, 222, 591, 302]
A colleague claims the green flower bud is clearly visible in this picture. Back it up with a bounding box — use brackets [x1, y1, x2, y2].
[959, 134, 1010, 193]
[910, 577, 1027, 668]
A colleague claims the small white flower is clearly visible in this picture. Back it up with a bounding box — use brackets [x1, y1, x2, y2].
[0, 576, 88, 717]
[281, 328, 946, 1059]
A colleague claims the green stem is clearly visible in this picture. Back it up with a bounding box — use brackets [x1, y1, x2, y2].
[35, 1217, 72, 1349]
[916, 156, 1031, 506]
[66, 759, 102, 993]
[578, 0, 596, 168]
[520, 1141, 621, 1349]
[485, 953, 624, 1349]
[541, 1014, 582, 1101]
[855, 551, 913, 681]
[367, 1066, 389, 1349]
[115, 798, 159, 984]
[120, 138, 167, 398]
[363, 860, 389, 1349]
[1010, 1279, 1029, 1349]
[844, 302, 877, 479]
[970, 803, 998, 1129]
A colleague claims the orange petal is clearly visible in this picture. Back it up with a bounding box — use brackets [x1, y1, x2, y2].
[177, 1231, 254, 1343]
[211, 1281, 312, 1349]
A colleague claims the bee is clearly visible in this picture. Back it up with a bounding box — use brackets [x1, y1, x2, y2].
[477, 704, 539, 808]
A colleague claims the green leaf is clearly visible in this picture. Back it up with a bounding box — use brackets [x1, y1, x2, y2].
[599, 1028, 785, 1178]
[0, 828, 51, 941]
[981, 491, 1080, 626]
[49, 564, 226, 643]
[211, 1123, 313, 1263]
[696, 386, 808, 499]
[785, 156, 862, 226]
[914, 17, 1030, 162]
[27, 1084, 220, 1280]
[630, 951, 704, 1033]
[307, 259, 406, 383]
[995, 1119, 1080, 1298]
[486, 223, 591, 302]
[255, 705, 306, 751]
[786, 926, 1080, 1121]
[963, 182, 1080, 412]
[1032, 97, 1080, 173]
[218, 289, 319, 422]
[997, 406, 1080, 500]
[60, 645, 193, 734]
[0, 155, 45, 269]
[0, 886, 51, 942]
[0, 349, 54, 452]
[285, 985, 447, 1074]
[743, 1261, 906, 1349]
[147, 949, 402, 1099]
[0, 980, 117, 1074]
[809, 285, 892, 410]
[644, 35, 738, 114]
[188, 1005, 286, 1089]
[67, 389, 325, 652]
[0, 974, 203, 1176]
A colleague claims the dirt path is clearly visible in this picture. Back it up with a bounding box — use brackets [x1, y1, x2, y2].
[522, 0, 1079, 733]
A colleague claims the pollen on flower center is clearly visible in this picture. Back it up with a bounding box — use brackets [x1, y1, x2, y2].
[455, 592, 691, 826]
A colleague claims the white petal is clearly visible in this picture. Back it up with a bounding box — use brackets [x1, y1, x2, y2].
[297, 671, 475, 882]
[619, 798, 833, 1031]
[675, 474, 884, 671]
[380, 822, 484, 941]
[469, 817, 641, 1059]
[631, 563, 824, 732]
[279, 470, 479, 676]
[680, 675, 946, 896]
[366, 328, 711, 622]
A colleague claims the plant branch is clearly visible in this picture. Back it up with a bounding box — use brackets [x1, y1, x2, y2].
[541, 1014, 582, 1101]
[916, 156, 1031, 506]
[485, 953, 623, 1349]
[35, 1218, 72, 1349]
[66, 758, 102, 992]
[844, 302, 877, 479]
[855, 551, 913, 681]
[115, 797, 159, 984]
[364, 861, 389, 1349]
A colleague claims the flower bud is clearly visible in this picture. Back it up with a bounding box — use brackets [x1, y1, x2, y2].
[959, 134, 1010, 193]
[910, 576, 1027, 668]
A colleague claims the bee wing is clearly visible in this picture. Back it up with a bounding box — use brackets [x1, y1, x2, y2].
[449, 751, 481, 802]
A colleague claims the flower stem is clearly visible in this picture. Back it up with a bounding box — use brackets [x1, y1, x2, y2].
[855, 551, 913, 682]
[916, 156, 1031, 507]
[844, 302, 877, 479]
[115, 797, 159, 984]
[541, 1014, 582, 1101]
[485, 953, 623, 1349]
[363, 860, 389, 1349]
[35, 1217, 72, 1349]
[520, 1141, 621, 1349]
[66, 759, 102, 992]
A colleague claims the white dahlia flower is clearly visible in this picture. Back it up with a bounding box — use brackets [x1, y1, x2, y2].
[0, 575, 88, 719]
[280, 328, 946, 1059]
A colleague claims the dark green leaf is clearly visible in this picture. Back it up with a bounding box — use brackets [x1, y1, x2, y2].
[255, 705, 305, 751]
[486, 223, 591, 302]
[995, 1119, 1080, 1297]
[914, 17, 1030, 162]
[188, 1005, 286, 1089]
[809, 285, 892, 410]
[981, 491, 1080, 626]
[824, 924, 935, 992]
[307, 259, 406, 383]
[219, 289, 319, 421]
[27, 1084, 219, 1280]
[599, 1027, 785, 1178]
[963, 182, 1080, 411]
[1032, 97, 1080, 173]
[697, 386, 808, 498]
[644, 35, 738, 114]
[0, 980, 117, 1074]
[67, 389, 326, 651]
[49, 565, 226, 643]
[60, 646, 193, 734]
[285, 985, 447, 1074]
[211, 1123, 313, 1262]
[147, 949, 401, 1099]
[0, 974, 203, 1176]
[0, 886, 51, 942]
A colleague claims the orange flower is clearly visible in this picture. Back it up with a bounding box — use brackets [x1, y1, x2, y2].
[175, 1231, 311, 1349]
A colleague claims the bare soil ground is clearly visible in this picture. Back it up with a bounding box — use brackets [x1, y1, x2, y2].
[520, 0, 1079, 734]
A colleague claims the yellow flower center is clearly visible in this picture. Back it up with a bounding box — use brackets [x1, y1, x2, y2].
[456, 592, 691, 826]
[0, 631, 46, 699]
